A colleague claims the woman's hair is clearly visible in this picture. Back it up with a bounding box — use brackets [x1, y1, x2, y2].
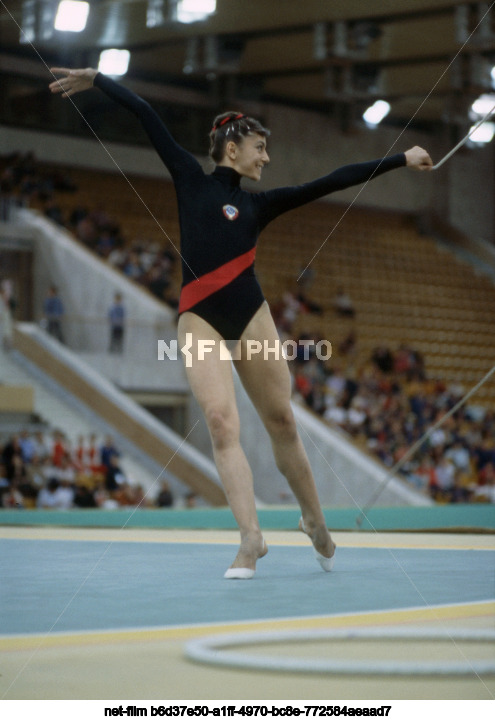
[209, 111, 270, 163]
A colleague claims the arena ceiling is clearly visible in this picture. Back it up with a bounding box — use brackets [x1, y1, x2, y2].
[1, 0, 494, 134]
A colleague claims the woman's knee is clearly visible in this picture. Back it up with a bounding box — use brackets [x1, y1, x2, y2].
[265, 406, 297, 440]
[205, 406, 239, 450]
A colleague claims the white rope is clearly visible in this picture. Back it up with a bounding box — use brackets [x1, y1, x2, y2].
[432, 103, 495, 169]
[185, 627, 495, 676]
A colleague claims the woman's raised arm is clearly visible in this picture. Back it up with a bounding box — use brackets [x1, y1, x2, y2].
[49, 67, 201, 179]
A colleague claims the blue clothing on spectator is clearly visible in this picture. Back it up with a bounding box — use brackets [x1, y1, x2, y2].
[108, 303, 125, 327]
[43, 295, 64, 318]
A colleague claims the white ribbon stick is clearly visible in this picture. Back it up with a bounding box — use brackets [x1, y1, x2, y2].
[432, 103, 495, 170]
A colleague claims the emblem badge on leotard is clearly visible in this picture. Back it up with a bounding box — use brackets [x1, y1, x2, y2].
[222, 204, 239, 221]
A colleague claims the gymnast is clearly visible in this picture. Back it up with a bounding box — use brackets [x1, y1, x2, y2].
[49, 67, 433, 579]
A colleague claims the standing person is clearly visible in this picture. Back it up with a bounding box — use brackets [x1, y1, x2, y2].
[108, 292, 126, 353]
[49, 67, 433, 579]
[43, 284, 65, 342]
[0, 284, 13, 350]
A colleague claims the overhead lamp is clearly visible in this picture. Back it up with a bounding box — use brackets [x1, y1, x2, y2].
[471, 93, 495, 118]
[147, 0, 165, 28]
[469, 121, 495, 145]
[54, 1, 89, 32]
[19, 0, 37, 43]
[98, 49, 130, 77]
[175, 0, 216, 24]
[362, 99, 391, 126]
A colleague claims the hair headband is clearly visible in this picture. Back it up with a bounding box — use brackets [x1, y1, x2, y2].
[211, 113, 247, 132]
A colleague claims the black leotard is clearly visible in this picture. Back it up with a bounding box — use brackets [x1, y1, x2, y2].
[93, 73, 406, 339]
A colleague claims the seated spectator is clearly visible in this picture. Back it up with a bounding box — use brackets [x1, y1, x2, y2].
[104, 454, 126, 492]
[107, 237, 128, 268]
[75, 215, 98, 247]
[24, 454, 48, 492]
[70, 204, 89, 227]
[0, 462, 10, 507]
[32, 431, 50, 461]
[2, 435, 24, 480]
[86, 433, 102, 472]
[184, 492, 198, 508]
[94, 487, 116, 509]
[156, 481, 174, 508]
[2, 479, 25, 509]
[474, 464, 495, 503]
[100, 436, 119, 470]
[51, 429, 68, 467]
[371, 346, 394, 374]
[43, 197, 65, 226]
[52, 453, 77, 484]
[73, 482, 98, 508]
[122, 251, 143, 280]
[338, 330, 357, 358]
[19, 429, 37, 464]
[37, 478, 74, 509]
[445, 440, 471, 475]
[324, 400, 347, 426]
[333, 287, 355, 317]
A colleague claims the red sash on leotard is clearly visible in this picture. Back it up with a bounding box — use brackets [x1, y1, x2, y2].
[179, 246, 256, 314]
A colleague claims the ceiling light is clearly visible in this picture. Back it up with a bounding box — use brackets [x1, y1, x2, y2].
[147, 0, 165, 28]
[362, 100, 391, 126]
[20, 0, 37, 43]
[469, 121, 495, 144]
[471, 93, 495, 117]
[98, 49, 130, 77]
[176, 0, 216, 24]
[54, 1, 89, 33]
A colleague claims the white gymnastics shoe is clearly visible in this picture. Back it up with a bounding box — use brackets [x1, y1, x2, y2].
[224, 567, 255, 580]
[314, 550, 334, 572]
[299, 517, 335, 572]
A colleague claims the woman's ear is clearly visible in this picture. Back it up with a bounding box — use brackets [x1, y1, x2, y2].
[225, 140, 237, 160]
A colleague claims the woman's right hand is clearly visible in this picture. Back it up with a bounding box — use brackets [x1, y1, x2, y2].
[49, 67, 98, 97]
[404, 146, 433, 171]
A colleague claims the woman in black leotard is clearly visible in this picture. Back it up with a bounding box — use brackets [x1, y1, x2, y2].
[50, 67, 433, 579]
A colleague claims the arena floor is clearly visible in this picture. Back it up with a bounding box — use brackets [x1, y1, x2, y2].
[1, 520, 494, 702]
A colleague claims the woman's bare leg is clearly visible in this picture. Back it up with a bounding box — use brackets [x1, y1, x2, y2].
[178, 312, 266, 573]
[235, 303, 335, 561]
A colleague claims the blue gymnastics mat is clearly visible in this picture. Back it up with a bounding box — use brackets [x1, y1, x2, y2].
[2, 538, 493, 635]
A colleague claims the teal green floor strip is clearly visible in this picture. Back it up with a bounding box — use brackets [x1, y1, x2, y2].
[0, 504, 494, 531]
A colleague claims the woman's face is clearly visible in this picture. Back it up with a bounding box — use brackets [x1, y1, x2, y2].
[228, 133, 270, 181]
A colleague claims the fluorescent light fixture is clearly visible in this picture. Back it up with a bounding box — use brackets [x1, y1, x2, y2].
[176, 0, 216, 24]
[54, 1, 89, 32]
[469, 121, 495, 144]
[492, 66, 495, 85]
[20, 0, 37, 43]
[98, 49, 130, 76]
[147, 0, 165, 28]
[362, 99, 391, 126]
[471, 93, 495, 117]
